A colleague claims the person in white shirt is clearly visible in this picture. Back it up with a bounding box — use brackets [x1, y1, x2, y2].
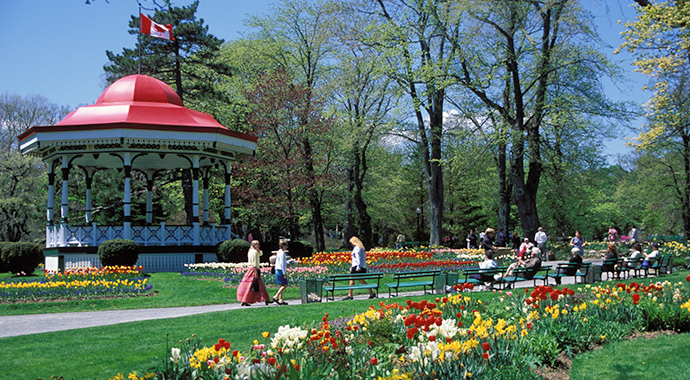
[343, 236, 374, 300]
[642, 242, 660, 268]
[535, 227, 548, 261]
[625, 242, 644, 269]
[629, 226, 639, 242]
[271, 239, 290, 305]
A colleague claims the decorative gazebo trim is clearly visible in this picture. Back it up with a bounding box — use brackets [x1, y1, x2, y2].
[18, 75, 256, 272]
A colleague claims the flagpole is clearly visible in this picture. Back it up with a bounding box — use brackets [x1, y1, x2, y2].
[138, 4, 141, 75]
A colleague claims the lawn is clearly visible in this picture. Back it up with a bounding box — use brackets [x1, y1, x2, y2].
[570, 332, 690, 380]
[1, 270, 689, 379]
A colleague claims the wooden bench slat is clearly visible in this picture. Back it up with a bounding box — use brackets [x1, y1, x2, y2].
[322, 272, 384, 301]
[385, 270, 440, 297]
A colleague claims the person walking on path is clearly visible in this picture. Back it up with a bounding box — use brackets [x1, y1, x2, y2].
[237, 240, 271, 306]
[535, 227, 548, 261]
[482, 228, 497, 255]
[497, 229, 507, 247]
[608, 226, 618, 244]
[629, 225, 639, 243]
[271, 239, 290, 305]
[511, 231, 521, 252]
[343, 236, 374, 300]
[467, 229, 478, 249]
[569, 230, 585, 256]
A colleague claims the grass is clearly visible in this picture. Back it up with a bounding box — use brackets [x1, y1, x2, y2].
[570, 333, 690, 379]
[0, 271, 438, 316]
[0, 292, 487, 380]
[1, 269, 689, 379]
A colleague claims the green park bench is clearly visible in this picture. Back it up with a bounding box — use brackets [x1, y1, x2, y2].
[384, 269, 440, 297]
[458, 266, 508, 289]
[547, 262, 591, 285]
[648, 254, 673, 277]
[501, 265, 551, 288]
[322, 272, 383, 301]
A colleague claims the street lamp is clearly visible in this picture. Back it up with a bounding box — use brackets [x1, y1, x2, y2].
[416, 207, 421, 241]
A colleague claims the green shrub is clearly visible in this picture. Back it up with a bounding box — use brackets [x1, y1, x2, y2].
[0, 241, 12, 273]
[0, 242, 43, 275]
[217, 239, 251, 263]
[98, 239, 139, 267]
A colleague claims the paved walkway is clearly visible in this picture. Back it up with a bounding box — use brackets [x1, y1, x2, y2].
[0, 261, 583, 339]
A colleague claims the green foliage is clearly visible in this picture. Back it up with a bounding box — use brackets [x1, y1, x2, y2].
[0, 241, 9, 273]
[0, 242, 43, 275]
[216, 239, 251, 263]
[97, 239, 139, 267]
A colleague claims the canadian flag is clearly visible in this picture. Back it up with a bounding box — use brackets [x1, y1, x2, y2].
[140, 13, 175, 41]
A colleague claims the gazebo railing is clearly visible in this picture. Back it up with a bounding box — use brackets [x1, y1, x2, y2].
[47, 223, 231, 248]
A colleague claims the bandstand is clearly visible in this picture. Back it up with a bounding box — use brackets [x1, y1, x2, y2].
[17, 75, 257, 272]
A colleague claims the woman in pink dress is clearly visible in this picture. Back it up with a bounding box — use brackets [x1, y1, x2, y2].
[607, 226, 618, 243]
[237, 240, 270, 306]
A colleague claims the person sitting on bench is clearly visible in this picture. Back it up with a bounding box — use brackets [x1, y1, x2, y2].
[642, 243, 659, 268]
[469, 251, 499, 288]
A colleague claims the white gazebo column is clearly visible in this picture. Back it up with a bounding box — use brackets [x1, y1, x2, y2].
[201, 167, 210, 225]
[46, 161, 56, 246]
[145, 170, 155, 225]
[223, 161, 232, 240]
[84, 167, 96, 224]
[123, 153, 132, 240]
[60, 155, 70, 224]
[192, 156, 200, 245]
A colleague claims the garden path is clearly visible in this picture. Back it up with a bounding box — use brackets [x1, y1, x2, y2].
[0, 261, 584, 338]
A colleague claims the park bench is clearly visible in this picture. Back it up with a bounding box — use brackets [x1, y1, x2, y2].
[622, 256, 645, 278]
[457, 266, 508, 289]
[600, 258, 625, 281]
[322, 272, 383, 301]
[547, 262, 591, 285]
[384, 270, 441, 297]
[648, 254, 673, 277]
[501, 265, 551, 288]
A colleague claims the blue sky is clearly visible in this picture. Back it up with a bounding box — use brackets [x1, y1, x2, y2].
[0, 0, 650, 160]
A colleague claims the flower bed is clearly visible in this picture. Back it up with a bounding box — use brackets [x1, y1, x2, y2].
[0, 266, 151, 302]
[183, 249, 478, 284]
[114, 275, 690, 379]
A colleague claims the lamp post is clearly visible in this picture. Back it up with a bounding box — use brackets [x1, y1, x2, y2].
[416, 207, 421, 242]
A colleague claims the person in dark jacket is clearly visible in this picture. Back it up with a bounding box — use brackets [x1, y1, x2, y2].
[467, 229, 478, 249]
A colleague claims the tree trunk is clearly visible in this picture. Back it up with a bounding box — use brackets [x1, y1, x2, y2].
[344, 167, 355, 247]
[353, 144, 373, 249]
[497, 138, 511, 233]
[681, 135, 690, 237]
[302, 136, 326, 252]
[424, 92, 444, 247]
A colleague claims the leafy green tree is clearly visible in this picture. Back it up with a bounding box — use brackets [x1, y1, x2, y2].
[445, 0, 630, 241]
[0, 94, 68, 242]
[329, 8, 400, 249]
[232, 69, 334, 242]
[243, 0, 338, 252]
[618, 0, 690, 235]
[359, 0, 462, 246]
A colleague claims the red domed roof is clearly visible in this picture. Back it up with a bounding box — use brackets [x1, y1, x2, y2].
[53, 74, 231, 130]
[96, 75, 184, 106]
